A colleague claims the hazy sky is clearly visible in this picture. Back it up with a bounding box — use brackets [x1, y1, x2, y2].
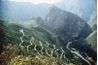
[3, 0, 96, 21]
[8, 0, 63, 4]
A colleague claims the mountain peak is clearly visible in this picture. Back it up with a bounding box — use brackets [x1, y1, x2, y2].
[49, 5, 63, 13]
[50, 5, 61, 10]
[44, 6, 92, 39]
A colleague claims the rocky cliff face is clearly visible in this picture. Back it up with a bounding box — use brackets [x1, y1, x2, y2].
[44, 6, 92, 40]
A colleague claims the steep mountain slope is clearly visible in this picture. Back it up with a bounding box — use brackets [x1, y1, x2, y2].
[43, 6, 92, 42]
[3, 21, 96, 65]
[4, 22, 63, 54]
[3, 22, 76, 65]
[85, 31, 97, 52]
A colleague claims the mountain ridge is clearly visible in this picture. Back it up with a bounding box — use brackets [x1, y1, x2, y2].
[42, 6, 92, 42]
[0, 0, 96, 21]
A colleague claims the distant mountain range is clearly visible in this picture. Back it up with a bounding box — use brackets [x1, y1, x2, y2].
[0, 0, 96, 21]
[0, 1, 50, 21]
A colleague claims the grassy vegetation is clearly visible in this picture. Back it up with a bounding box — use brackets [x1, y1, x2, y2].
[85, 31, 97, 52]
[0, 21, 96, 65]
[0, 43, 78, 65]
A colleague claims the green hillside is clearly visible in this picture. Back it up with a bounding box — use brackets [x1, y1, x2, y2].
[85, 31, 97, 52]
[0, 21, 81, 65]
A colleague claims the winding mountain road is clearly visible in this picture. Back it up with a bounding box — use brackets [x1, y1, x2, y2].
[66, 42, 91, 65]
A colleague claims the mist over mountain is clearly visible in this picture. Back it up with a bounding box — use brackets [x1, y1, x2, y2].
[88, 9, 97, 31]
[0, 0, 92, 41]
[55, 0, 96, 21]
[42, 6, 92, 41]
[0, 1, 50, 21]
[0, 0, 96, 21]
